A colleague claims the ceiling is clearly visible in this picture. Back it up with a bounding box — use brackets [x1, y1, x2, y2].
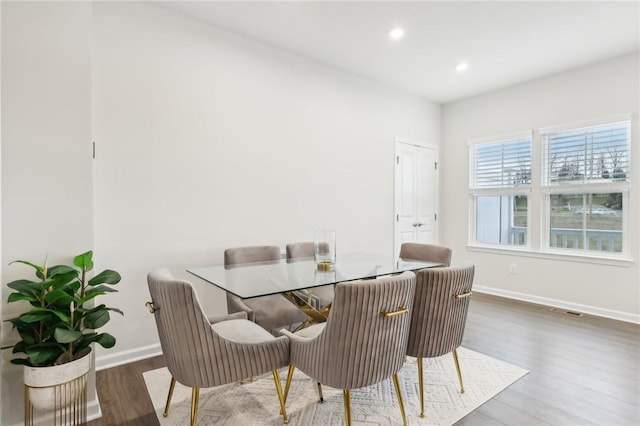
[160, 1, 640, 104]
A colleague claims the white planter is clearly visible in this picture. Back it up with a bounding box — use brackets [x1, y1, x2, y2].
[23, 353, 91, 412]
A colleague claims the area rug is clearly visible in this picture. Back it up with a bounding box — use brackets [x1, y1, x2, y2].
[143, 347, 527, 425]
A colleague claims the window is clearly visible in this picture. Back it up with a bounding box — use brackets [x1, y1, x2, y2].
[542, 120, 630, 255]
[469, 133, 532, 247]
[468, 117, 631, 259]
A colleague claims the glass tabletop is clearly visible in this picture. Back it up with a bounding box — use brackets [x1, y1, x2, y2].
[187, 252, 442, 299]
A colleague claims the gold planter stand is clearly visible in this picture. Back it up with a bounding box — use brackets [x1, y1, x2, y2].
[23, 353, 91, 426]
[25, 373, 88, 426]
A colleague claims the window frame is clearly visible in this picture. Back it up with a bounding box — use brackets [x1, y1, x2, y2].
[468, 131, 533, 249]
[542, 188, 629, 257]
[466, 115, 632, 262]
[540, 116, 631, 258]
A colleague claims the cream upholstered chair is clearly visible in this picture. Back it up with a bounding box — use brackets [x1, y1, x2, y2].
[285, 241, 315, 259]
[399, 242, 452, 266]
[281, 271, 416, 426]
[225, 245, 307, 334]
[406, 264, 475, 418]
[285, 241, 334, 308]
[146, 268, 290, 425]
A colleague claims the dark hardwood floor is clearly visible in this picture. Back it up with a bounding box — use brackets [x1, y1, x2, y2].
[87, 293, 640, 425]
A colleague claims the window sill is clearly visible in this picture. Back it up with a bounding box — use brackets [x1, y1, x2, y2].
[466, 244, 633, 267]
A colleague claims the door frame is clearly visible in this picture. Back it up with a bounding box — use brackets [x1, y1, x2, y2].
[393, 138, 440, 258]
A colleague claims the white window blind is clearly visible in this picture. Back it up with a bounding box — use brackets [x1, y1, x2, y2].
[469, 136, 532, 189]
[542, 120, 630, 186]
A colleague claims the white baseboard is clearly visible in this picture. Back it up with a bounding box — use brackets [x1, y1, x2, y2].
[475, 285, 640, 324]
[95, 343, 162, 371]
[87, 398, 102, 423]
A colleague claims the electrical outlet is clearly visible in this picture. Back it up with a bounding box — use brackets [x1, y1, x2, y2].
[509, 264, 517, 274]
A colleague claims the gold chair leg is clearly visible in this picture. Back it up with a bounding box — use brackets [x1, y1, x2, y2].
[190, 387, 200, 426]
[343, 389, 351, 426]
[392, 373, 408, 426]
[418, 357, 425, 418]
[272, 369, 289, 424]
[452, 348, 465, 393]
[283, 364, 295, 405]
[317, 382, 324, 402]
[163, 377, 177, 417]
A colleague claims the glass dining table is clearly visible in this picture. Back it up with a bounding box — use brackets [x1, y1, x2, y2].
[187, 252, 442, 325]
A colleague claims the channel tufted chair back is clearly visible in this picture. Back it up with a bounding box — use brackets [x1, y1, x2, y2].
[406, 264, 475, 418]
[399, 242, 452, 266]
[147, 268, 290, 425]
[281, 271, 416, 426]
[285, 241, 315, 259]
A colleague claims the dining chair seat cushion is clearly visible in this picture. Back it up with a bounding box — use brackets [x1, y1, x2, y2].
[213, 319, 279, 344]
[307, 285, 334, 308]
[244, 295, 307, 334]
[207, 311, 247, 324]
[292, 323, 325, 339]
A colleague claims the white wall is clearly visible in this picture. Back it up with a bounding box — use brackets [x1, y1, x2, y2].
[441, 53, 640, 322]
[91, 2, 440, 367]
[1, 2, 96, 425]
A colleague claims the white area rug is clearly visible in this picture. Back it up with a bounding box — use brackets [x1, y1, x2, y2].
[143, 347, 527, 425]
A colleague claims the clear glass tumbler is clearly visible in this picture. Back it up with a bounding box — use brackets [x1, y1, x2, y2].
[314, 229, 336, 271]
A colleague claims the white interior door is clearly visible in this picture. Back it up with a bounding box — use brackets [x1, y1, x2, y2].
[394, 141, 438, 258]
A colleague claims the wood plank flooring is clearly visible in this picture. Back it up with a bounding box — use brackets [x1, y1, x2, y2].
[87, 293, 640, 425]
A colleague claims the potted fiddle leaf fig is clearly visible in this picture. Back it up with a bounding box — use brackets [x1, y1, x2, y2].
[2, 250, 122, 410]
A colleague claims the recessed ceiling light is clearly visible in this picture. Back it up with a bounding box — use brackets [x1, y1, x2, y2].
[455, 62, 469, 72]
[389, 27, 405, 40]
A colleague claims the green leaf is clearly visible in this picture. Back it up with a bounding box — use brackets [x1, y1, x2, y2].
[19, 313, 51, 323]
[85, 285, 119, 295]
[6, 279, 44, 298]
[110, 307, 124, 316]
[19, 308, 70, 323]
[44, 289, 75, 306]
[49, 271, 79, 289]
[47, 265, 78, 279]
[12, 341, 28, 353]
[7, 292, 39, 304]
[88, 285, 119, 293]
[54, 328, 82, 344]
[94, 333, 116, 348]
[73, 251, 94, 272]
[74, 346, 92, 360]
[84, 310, 110, 329]
[73, 332, 97, 353]
[78, 286, 118, 307]
[10, 260, 44, 274]
[7, 278, 40, 290]
[56, 345, 91, 364]
[88, 270, 121, 286]
[25, 345, 64, 366]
